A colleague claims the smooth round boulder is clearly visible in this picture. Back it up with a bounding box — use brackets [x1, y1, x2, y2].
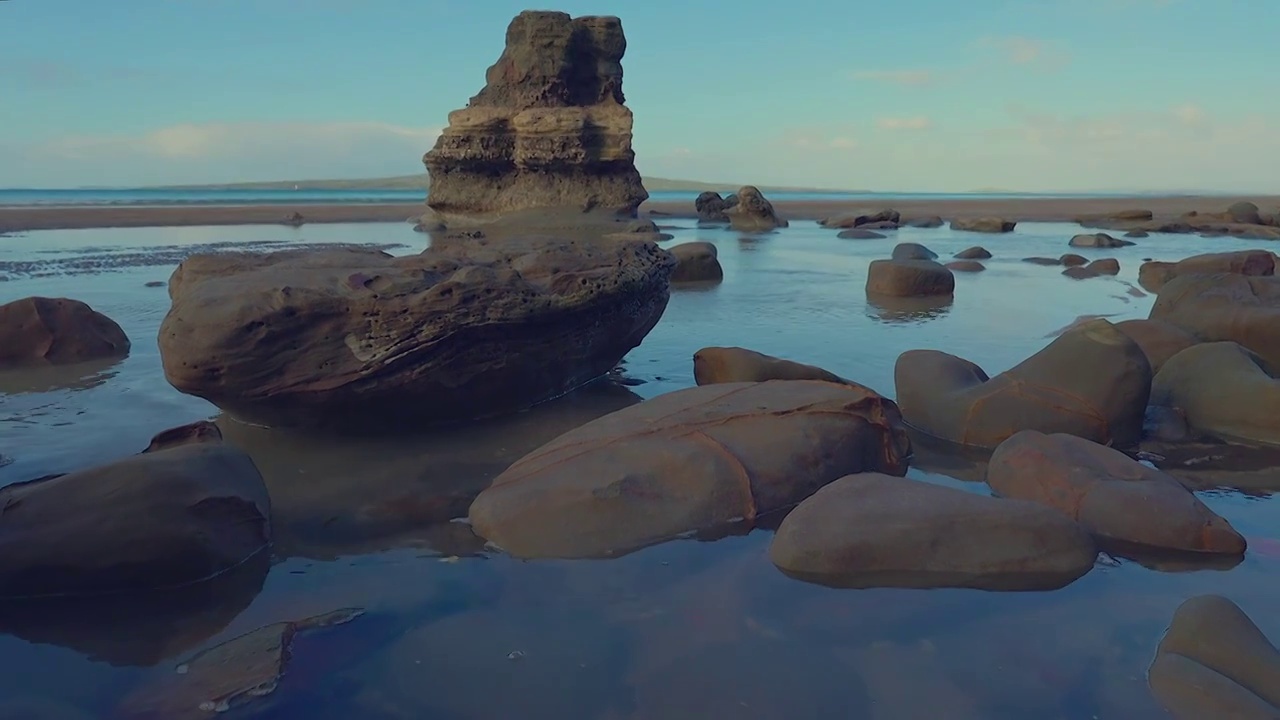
[954, 246, 991, 260]
[668, 241, 723, 283]
[1070, 233, 1134, 248]
[1063, 258, 1120, 279]
[904, 215, 944, 228]
[0, 422, 271, 598]
[865, 259, 955, 297]
[1060, 253, 1088, 267]
[692, 347, 848, 386]
[1227, 201, 1265, 225]
[1114, 318, 1198, 373]
[891, 242, 938, 261]
[0, 297, 130, 368]
[768, 474, 1097, 591]
[986, 431, 1245, 555]
[1151, 341, 1280, 447]
[725, 186, 788, 231]
[894, 319, 1151, 449]
[820, 209, 899, 229]
[1150, 273, 1280, 368]
[950, 217, 1015, 233]
[468, 380, 912, 559]
[836, 228, 886, 239]
[945, 260, 985, 273]
[1140, 250, 1275, 292]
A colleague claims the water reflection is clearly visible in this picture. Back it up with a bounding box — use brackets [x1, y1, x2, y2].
[864, 292, 953, 324]
[0, 356, 125, 395]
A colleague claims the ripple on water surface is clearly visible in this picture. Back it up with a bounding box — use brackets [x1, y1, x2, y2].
[1, 220, 1279, 718]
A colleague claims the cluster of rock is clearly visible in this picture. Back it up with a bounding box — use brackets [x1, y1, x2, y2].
[1079, 200, 1280, 240]
[694, 186, 787, 231]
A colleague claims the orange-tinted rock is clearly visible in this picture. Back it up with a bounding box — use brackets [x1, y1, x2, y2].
[692, 346, 849, 386]
[987, 431, 1245, 555]
[468, 380, 911, 559]
[1150, 273, 1280, 368]
[1114, 318, 1198, 373]
[0, 296, 130, 368]
[1151, 342, 1280, 447]
[865, 259, 955, 297]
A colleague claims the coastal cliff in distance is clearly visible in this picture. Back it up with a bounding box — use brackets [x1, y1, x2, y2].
[421, 10, 648, 227]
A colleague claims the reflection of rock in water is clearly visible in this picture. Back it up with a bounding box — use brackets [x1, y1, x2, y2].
[0, 549, 267, 668]
[216, 380, 642, 560]
[865, 292, 953, 324]
[904, 427, 991, 483]
[1144, 440, 1280, 495]
[0, 355, 125, 395]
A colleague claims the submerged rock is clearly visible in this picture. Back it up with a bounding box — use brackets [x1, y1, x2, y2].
[158, 237, 674, 429]
[0, 421, 271, 598]
[1114, 318, 1198, 373]
[0, 296, 130, 368]
[904, 215, 944, 228]
[1148, 595, 1280, 719]
[693, 346, 850, 386]
[1150, 273, 1280, 368]
[836, 228, 886, 239]
[986, 431, 1245, 555]
[895, 319, 1151, 449]
[865, 259, 955, 297]
[725, 186, 788, 231]
[890, 242, 938, 261]
[668, 241, 723, 283]
[769, 474, 1097, 591]
[468, 380, 911, 559]
[1152, 342, 1280, 447]
[422, 11, 647, 227]
[950, 217, 1015, 233]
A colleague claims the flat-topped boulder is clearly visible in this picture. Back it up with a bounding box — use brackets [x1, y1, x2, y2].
[725, 186, 788, 231]
[866, 259, 955, 297]
[1150, 273, 1280, 367]
[158, 237, 675, 429]
[668, 241, 722, 283]
[1062, 258, 1119, 279]
[1152, 342, 1280, 447]
[951, 217, 1015, 233]
[0, 296, 130, 368]
[422, 11, 647, 227]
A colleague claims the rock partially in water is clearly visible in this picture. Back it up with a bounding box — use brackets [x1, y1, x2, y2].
[769, 473, 1097, 591]
[1139, 250, 1275, 292]
[0, 296, 130, 368]
[950, 217, 1015, 233]
[865, 259, 954, 297]
[1114, 318, 1198, 373]
[0, 421, 271, 598]
[954, 246, 992, 260]
[946, 260, 986, 273]
[422, 11, 647, 227]
[1152, 342, 1280, 448]
[1150, 273, 1280, 367]
[159, 237, 674, 429]
[1062, 258, 1120, 279]
[820, 208, 900, 229]
[895, 319, 1151, 449]
[1125, 229, 1150, 238]
[725, 186, 788, 231]
[891, 242, 938, 261]
[1060, 253, 1088, 267]
[693, 346, 851, 386]
[668, 241, 723, 283]
[836, 228, 886, 239]
[1070, 232, 1134, 248]
[468, 380, 911, 559]
[986, 431, 1246, 555]
[1148, 595, 1280, 719]
[904, 215, 944, 228]
[695, 191, 736, 223]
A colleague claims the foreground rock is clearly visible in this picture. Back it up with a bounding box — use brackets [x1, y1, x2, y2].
[668, 241, 722, 283]
[694, 191, 736, 223]
[0, 421, 270, 598]
[1148, 595, 1280, 719]
[895, 319, 1151, 449]
[725, 186, 788, 231]
[0, 296, 130, 368]
[1138, 250, 1275, 292]
[866, 259, 955, 297]
[1150, 273, 1280, 367]
[950, 217, 1015, 233]
[1152, 342, 1280, 447]
[769, 474, 1097, 591]
[1114, 319, 1198, 373]
[693, 347, 849, 385]
[987, 431, 1245, 555]
[1069, 232, 1134, 248]
[468, 380, 912, 559]
[422, 11, 647, 227]
[159, 238, 674, 428]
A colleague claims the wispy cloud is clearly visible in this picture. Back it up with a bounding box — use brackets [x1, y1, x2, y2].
[849, 69, 936, 87]
[977, 36, 1071, 71]
[876, 116, 932, 131]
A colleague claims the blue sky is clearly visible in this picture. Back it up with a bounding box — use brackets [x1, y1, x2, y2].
[1, 0, 1277, 191]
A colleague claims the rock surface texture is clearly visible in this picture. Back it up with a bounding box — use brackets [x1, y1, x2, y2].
[158, 237, 675, 429]
[0, 296, 130, 368]
[725, 186, 788, 231]
[1150, 273, 1280, 368]
[422, 11, 648, 227]
[1152, 342, 1280, 447]
[467, 380, 912, 559]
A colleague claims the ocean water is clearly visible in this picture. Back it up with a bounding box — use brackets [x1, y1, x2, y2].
[1, 220, 1278, 718]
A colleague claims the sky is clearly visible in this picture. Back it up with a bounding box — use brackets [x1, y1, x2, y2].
[1, 0, 1278, 192]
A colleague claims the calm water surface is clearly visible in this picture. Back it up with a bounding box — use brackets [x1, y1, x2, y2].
[1, 220, 1278, 718]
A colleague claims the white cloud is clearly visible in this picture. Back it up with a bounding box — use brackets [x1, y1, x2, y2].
[977, 36, 1071, 71]
[829, 136, 858, 149]
[876, 116, 932, 131]
[849, 69, 936, 87]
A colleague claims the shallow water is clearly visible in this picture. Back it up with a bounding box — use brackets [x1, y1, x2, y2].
[1, 220, 1278, 718]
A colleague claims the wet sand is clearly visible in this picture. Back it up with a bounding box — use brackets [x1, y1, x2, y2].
[2, 194, 1277, 232]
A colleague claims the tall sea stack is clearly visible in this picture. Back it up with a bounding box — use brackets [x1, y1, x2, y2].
[423, 11, 649, 228]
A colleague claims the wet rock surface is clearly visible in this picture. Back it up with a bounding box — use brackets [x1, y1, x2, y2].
[865, 259, 955, 297]
[1069, 232, 1134, 248]
[0, 296, 130, 368]
[1152, 342, 1280, 447]
[1150, 273, 1280, 367]
[692, 347, 851, 386]
[694, 191, 736, 223]
[1139, 250, 1275, 292]
[954, 246, 991, 260]
[668, 241, 723, 283]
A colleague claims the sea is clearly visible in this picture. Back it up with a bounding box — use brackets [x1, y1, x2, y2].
[0, 212, 1277, 718]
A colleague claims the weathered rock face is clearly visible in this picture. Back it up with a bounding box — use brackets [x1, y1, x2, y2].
[1070, 232, 1133, 248]
[0, 296, 130, 368]
[422, 11, 648, 227]
[668, 241, 722, 283]
[1114, 318, 1198, 373]
[1138, 250, 1275, 292]
[694, 191, 736, 223]
[866, 259, 955, 297]
[986, 431, 1245, 555]
[692, 347, 849, 386]
[0, 421, 271, 598]
[951, 217, 1015, 233]
[1148, 595, 1280, 719]
[1149, 273, 1280, 368]
[159, 237, 675, 429]
[1152, 342, 1280, 447]
[467, 380, 912, 559]
[894, 319, 1151, 449]
[725, 186, 788, 231]
[769, 474, 1097, 591]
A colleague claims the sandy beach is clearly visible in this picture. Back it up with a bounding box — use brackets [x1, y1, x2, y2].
[3, 195, 1278, 233]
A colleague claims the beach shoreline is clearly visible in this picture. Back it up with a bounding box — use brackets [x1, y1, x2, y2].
[1, 195, 1277, 233]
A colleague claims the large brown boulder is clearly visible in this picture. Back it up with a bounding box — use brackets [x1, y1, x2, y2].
[986, 431, 1245, 555]
[1151, 342, 1280, 447]
[950, 217, 1015, 233]
[725, 186, 788, 231]
[467, 380, 912, 559]
[768, 474, 1097, 591]
[422, 11, 647, 227]
[0, 296, 130, 368]
[894, 319, 1151, 449]
[1148, 596, 1280, 719]
[693, 347, 849, 385]
[1139, 250, 1274, 292]
[1114, 318, 1198, 373]
[158, 237, 675, 429]
[0, 421, 270, 598]
[668, 241, 722, 283]
[865, 259, 955, 297]
[1150, 273, 1280, 367]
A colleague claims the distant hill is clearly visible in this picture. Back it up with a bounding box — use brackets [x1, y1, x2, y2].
[161, 174, 861, 194]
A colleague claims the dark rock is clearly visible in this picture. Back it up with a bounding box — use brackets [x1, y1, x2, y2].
[1227, 201, 1265, 225]
[693, 347, 849, 386]
[1114, 318, 1198, 373]
[859, 220, 900, 230]
[836, 229, 886, 239]
[891, 242, 938, 261]
[1152, 342, 1280, 447]
[1138, 250, 1274, 292]
[668, 241, 722, 283]
[954, 246, 991, 260]
[1149, 273, 1280, 367]
[694, 191, 734, 223]
[0, 297, 130, 368]
[904, 215, 944, 228]
[1125, 230, 1149, 238]
[820, 209, 899, 229]
[725, 186, 788, 231]
[1023, 256, 1061, 266]
[422, 11, 647, 226]
[1063, 258, 1120, 279]
[283, 212, 305, 227]
[865, 259, 954, 297]
[950, 217, 1016, 233]
[1145, 404, 1192, 443]
[144, 281, 167, 288]
[945, 260, 986, 273]
[1070, 232, 1134, 248]
[1060, 253, 1088, 267]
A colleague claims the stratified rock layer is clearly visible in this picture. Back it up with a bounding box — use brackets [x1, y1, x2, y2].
[423, 11, 648, 227]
